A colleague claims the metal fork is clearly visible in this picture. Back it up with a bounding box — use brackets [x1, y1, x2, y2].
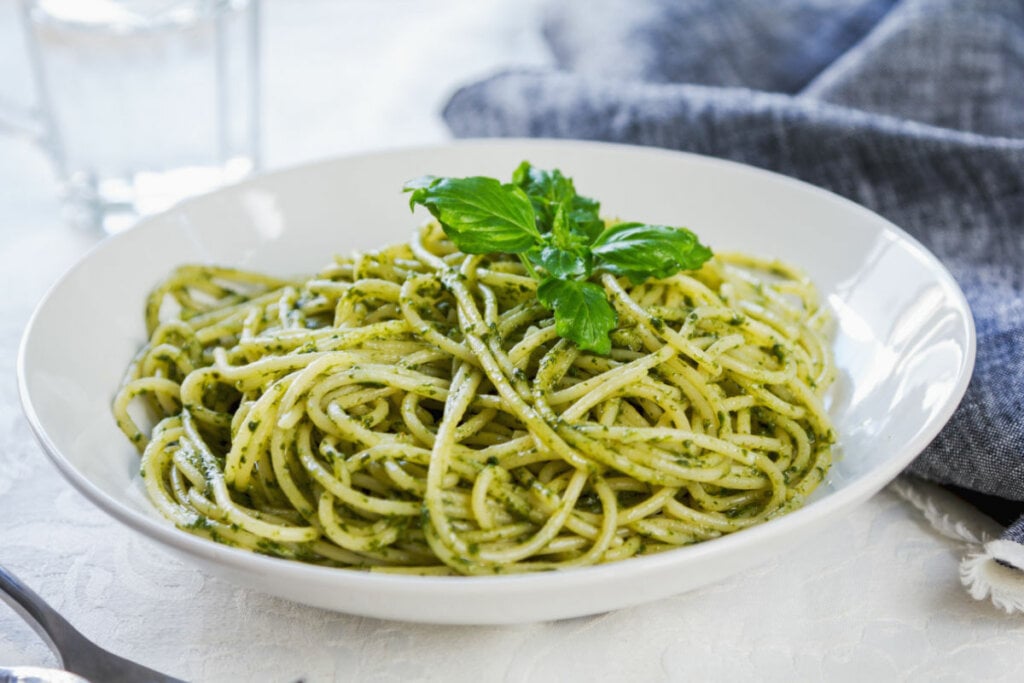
[0, 566, 186, 683]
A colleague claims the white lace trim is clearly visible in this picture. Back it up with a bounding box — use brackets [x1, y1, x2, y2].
[889, 477, 1024, 615]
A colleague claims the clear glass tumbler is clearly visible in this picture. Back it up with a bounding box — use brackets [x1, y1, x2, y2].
[8, 0, 261, 233]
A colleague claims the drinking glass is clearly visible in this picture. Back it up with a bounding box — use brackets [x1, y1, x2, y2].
[1, 0, 261, 233]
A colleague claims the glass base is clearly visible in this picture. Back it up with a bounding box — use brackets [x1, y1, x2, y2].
[61, 156, 253, 234]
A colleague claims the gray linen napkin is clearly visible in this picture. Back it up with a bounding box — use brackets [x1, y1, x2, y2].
[443, 0, 1024, 608]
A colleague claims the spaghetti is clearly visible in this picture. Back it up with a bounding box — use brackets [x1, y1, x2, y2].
[114, 221, 835, 575]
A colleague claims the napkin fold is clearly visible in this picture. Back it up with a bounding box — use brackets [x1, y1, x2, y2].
[443, 0, 1024, 611]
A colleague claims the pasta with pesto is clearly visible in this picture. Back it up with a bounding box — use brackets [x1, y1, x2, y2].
[113, 221, 836, 575]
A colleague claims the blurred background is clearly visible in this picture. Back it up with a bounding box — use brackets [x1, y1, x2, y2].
[0, 0, 550, 236]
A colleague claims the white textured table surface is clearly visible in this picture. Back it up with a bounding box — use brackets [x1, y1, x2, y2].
[1, 1, 1022, 681]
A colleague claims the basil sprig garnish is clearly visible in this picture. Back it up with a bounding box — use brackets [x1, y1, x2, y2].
[404, 161, 712, 354]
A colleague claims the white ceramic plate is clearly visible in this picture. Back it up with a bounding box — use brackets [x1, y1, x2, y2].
[19, 139, 974, 624]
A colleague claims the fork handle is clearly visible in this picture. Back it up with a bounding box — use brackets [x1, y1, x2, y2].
[0, 565, 80, 668]
[0, 565, 188, 683]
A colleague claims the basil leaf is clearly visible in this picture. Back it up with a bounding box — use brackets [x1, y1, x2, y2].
[512, 161, 603, 242]
[404, 176, 540, 254]
[551, 199, 574, 248]
[403, 163, 715, 357]
[512, 161, 574, 228]
[569, 194, 604, 243]
[531, 246, 588, 279]
[536, 278, 617, 354]
[402, 174, 437, 198]
[592, 222, 713, 282]
[512, 161, 573, 200]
